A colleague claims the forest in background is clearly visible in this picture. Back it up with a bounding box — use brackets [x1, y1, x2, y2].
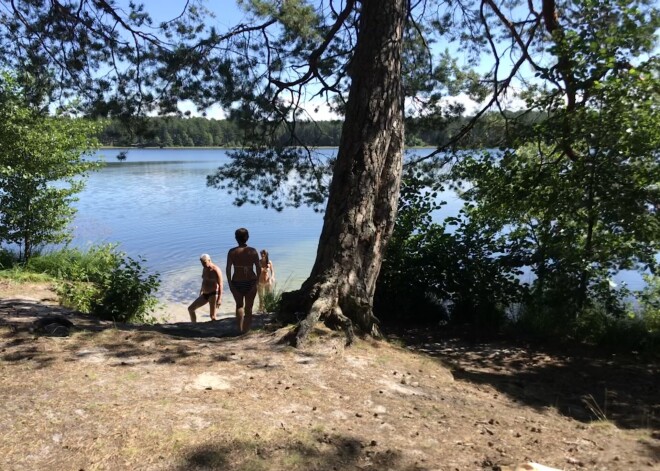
[96, 111, 543, 149]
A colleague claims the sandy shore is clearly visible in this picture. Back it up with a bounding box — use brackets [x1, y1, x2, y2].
[158, 297, 242, 323]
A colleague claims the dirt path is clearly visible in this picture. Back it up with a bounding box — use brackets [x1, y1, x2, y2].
[0, 281, 658, 470]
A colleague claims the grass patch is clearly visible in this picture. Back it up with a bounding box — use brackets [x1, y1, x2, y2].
[262, 285, 283, 313]
[0, 268, 53, 283]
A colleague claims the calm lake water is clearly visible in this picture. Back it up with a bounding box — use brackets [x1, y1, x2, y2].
[72, 148, 331, 311]
[68, 147, 643, 319]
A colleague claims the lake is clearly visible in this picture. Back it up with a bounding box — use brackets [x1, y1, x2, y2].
[70, 148, 337, 318]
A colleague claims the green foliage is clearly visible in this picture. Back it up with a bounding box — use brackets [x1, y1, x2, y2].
[262, 285, 283, 313]
[208, 146, 331, 211]
[0, 247, 15, 270]
[0, 73, 101, 261]
[12, 245, 161, 324]
[0, 267, 52, 283]
[44, 251, 107, 313]
[441, 0, 660, 346]
[26, 245, 119, 281]
[57, 280, 100, 314]
[375, 169, 523, 332]
[571, 303, 660, 354]
[638, 275, 660, 333]
[90, 256, 160, 324]
[451, 139, 660, 317]
[97, 114, 526, 150]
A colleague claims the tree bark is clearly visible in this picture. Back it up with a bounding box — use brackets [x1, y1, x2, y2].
[279, 0, 407, 346]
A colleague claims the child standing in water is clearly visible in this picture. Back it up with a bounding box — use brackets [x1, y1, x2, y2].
[257, 249, 275, 312]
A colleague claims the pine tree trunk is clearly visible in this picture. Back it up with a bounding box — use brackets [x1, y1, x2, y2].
[279, 0, 406, 346]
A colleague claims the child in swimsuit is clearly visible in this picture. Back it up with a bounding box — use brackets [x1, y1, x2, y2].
[257, 249, 275, 312]
[226, 228, 260, 334]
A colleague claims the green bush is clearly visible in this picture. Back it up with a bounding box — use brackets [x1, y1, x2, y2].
[639, 275, 660, 333]
[262, 284, 283, 313]
[27, 244, 120, 282]
[0, 248, 17, 270]
[90, 255, 160, 323]
[375, 172, 522, 333]
[57, 280, 100, 313]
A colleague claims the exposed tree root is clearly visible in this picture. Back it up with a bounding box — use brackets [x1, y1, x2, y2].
[278, 280, 360, 347]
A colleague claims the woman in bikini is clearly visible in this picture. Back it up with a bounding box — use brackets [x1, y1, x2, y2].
[257, 249, 275, 312]
[226, 228, 260, 333]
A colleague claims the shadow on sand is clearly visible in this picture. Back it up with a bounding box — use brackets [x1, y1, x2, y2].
[395, 329, 659, 431]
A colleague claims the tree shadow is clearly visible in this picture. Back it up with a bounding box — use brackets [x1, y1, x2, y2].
[0, 299, 340, 370]
[398, 332, 659, 431]
[0, 298, 324, 370]
[172, 433, 411, 471]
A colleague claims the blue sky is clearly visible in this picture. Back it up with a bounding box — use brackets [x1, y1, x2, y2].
[144, 0, 245, 27]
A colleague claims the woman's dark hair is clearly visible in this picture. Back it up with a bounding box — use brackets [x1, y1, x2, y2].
[260, 249, 269, 264]
[235, 227, 249, 244]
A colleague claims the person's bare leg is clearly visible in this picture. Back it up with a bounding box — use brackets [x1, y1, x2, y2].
[235, 297, 245, 332]
[228, 285, 245, 333]
[236, 306, 244, 332]
[187, 295, 207, 323]
[257, 284, 265, 312]
[243, 288, 258, 333]
[209, 294, 217, 321]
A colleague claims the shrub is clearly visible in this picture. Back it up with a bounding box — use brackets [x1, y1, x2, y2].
[639, 275, 660, 333]
[57, 280, 100, 314]
[90, 255, 160, 323]
[27, 244, 120, 282]
[262, 285, 283, 313]
[375, 171, 522, 333]
[0, 248, 16, 269]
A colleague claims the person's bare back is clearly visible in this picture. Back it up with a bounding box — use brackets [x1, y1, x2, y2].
[226, 228, 260, 333]
[227, 246, 259, 281]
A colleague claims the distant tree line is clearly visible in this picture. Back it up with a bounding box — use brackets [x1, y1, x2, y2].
[97, 112, 546, 149]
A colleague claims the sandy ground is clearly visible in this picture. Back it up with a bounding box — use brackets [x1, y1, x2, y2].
[0, 280, 658, 471]
[160, 298, 240, 324]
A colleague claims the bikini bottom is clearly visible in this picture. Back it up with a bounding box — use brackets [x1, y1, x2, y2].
[231, 280, 256, 294]
[202, 291, 218, 300]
